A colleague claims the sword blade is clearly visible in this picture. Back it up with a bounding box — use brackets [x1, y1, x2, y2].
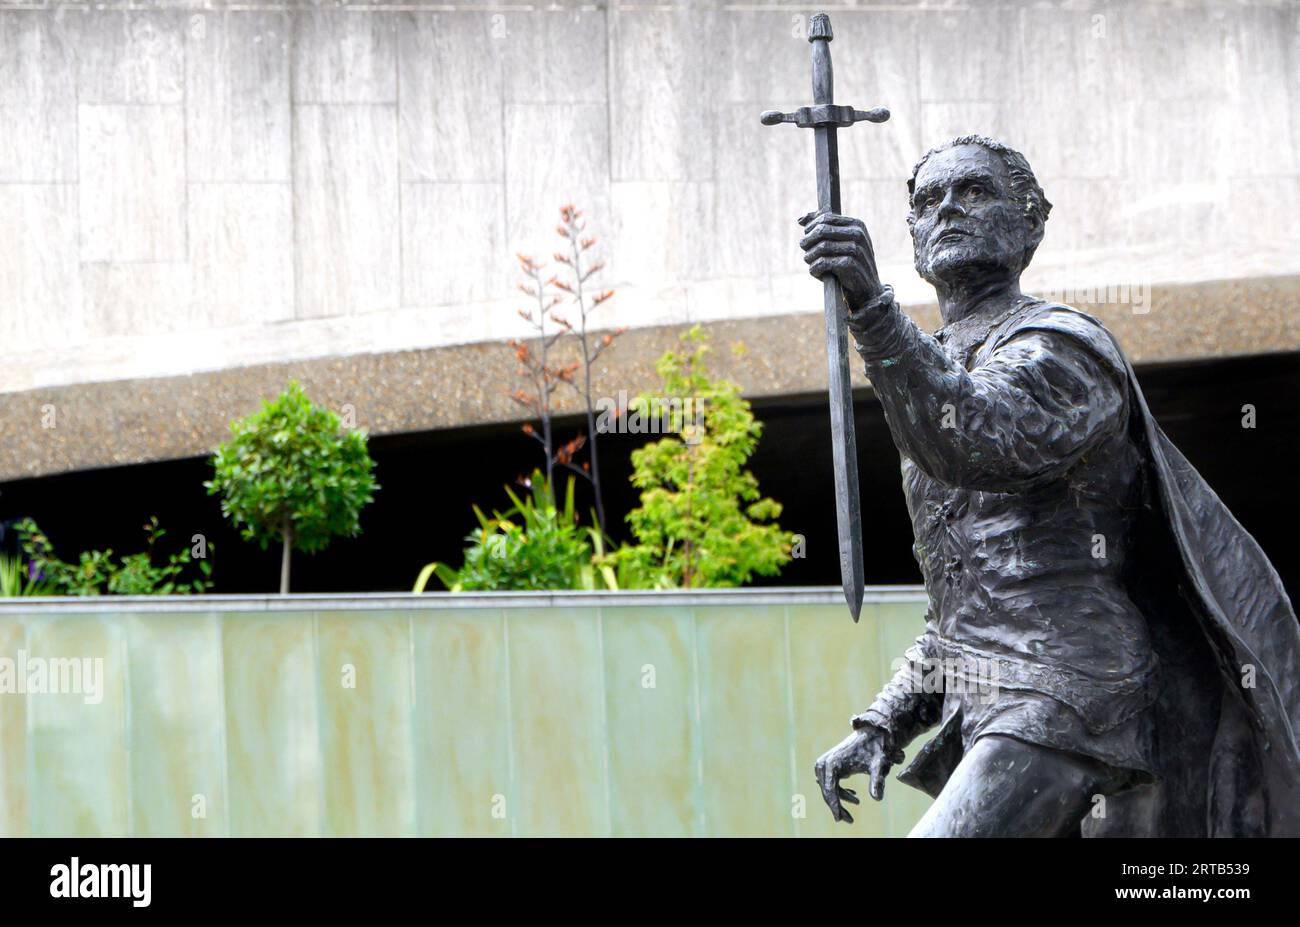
[813, 121, 865, 622]
[823, 276, 865, 622]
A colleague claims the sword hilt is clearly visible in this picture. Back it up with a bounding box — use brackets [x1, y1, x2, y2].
[810, 13, 834, 104]
[759, 13, 890, 130]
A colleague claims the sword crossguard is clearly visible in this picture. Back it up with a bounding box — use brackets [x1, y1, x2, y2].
[760, 105, 890, 129]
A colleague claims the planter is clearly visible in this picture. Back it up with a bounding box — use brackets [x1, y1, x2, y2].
[0, 587, 930, 837]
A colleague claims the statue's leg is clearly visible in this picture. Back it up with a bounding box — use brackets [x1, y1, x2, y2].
[907, 733, 1109, 837]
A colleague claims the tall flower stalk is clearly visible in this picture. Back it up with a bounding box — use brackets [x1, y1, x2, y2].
[506, 254, 578, 494]
[550, 204, 624, 535]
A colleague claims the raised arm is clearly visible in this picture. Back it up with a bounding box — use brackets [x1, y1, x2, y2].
[848, 287, 1127, 492]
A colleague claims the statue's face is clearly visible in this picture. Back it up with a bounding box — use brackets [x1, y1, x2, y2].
[909, 144, 1034, 286]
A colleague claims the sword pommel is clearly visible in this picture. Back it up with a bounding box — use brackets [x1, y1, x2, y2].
[808, 13, 832, 42]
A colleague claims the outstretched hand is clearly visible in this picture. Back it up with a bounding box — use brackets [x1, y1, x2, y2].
[813, 726, 898, 824]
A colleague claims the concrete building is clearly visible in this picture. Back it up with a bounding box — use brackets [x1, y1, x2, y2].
[1, 0, 1297, 591]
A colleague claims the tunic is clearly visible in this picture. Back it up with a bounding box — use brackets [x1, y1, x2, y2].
[847, 287, 1156, 786]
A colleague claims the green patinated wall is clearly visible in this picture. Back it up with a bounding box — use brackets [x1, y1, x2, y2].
[0, 593, 932, 836]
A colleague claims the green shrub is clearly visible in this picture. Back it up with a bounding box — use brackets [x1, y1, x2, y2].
[606, 326, 795, 588]
[11, 517, 213, 596]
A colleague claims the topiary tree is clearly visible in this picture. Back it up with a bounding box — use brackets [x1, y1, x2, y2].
[607, 326, 795, 588]
[206, 381, 378, 593]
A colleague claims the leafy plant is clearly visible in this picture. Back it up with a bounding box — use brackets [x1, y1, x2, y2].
[61, 550, 117, 597]
[415, 471, 611, 593]
[0, 552, 53, 596]
[11, 516, 213, 596]
[108, 518, 214, 595]
[206, 381, 378, 593]
[606, 326, 795, 588]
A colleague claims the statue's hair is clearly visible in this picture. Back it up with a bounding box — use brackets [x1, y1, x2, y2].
[906, 135, 1052, 267]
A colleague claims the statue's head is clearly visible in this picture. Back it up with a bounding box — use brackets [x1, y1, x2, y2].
[906, 136, 1051, 288]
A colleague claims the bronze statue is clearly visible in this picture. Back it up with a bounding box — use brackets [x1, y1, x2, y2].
[799, 131, 1300, 836]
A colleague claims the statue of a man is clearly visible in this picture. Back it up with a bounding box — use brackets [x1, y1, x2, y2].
[802, 135, 1300, 837]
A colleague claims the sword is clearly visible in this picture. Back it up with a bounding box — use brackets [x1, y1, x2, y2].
[761, 13, 888, 622]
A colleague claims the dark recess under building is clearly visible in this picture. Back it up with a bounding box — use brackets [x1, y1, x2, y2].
[2, 351, 1297, 602]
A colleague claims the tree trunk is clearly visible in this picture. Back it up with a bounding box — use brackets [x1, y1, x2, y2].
[280, 519, 292, 594]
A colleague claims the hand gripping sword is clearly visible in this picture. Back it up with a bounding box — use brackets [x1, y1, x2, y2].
[761, 13, 889, 622]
